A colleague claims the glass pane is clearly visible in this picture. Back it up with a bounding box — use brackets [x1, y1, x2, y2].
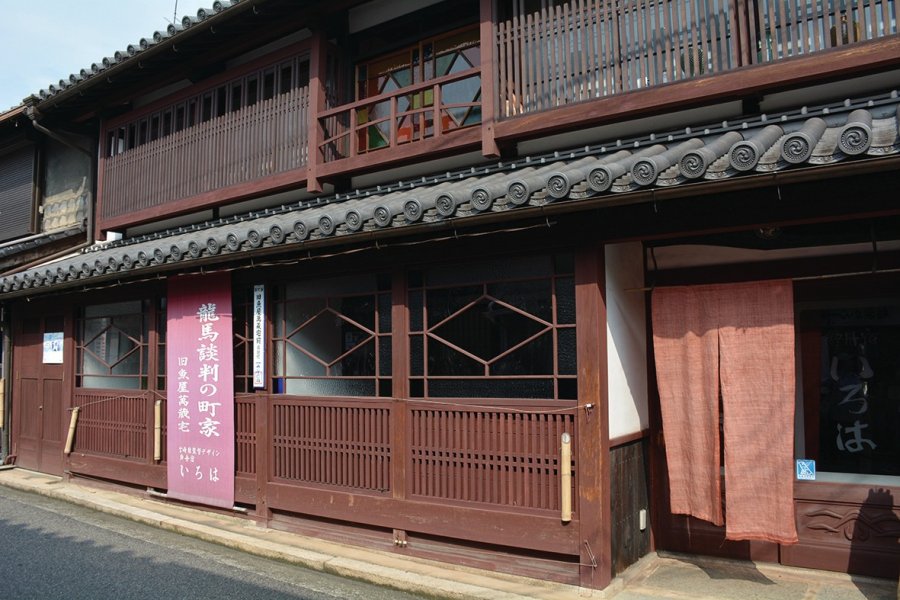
[84, 301, 141, 318]
[408, 290, 424, 332]
[378, 293, 391, 333]
[285, 343, 327, 377]
[334, 340, 375, 377]
[428, 378, 554, 399]
[283, 298, 326, 335]
[111, 349, 141, 376]
[379, 336, 392, 376]
[441, 77, 480, 106]
[410, 334, 424, 376]
[488, 279, 552, 322]
[428, 339, 483, 376]
[290, 311, 365, 363]
[425, 285, 481, 327]
[273, 340, 285, 377]
[234, 342, 246, 378]
[285, 378, 375, 397]
[816, 306, 900, 476]
[432, 297, 545, 361]
[557, 328, 577, 375]
[81, 375, 141, 390]
[491, 331, 553, 375]
[556, 277, 576, 324]
[558, 378, 578, 400]
[335, 295, 375, 331]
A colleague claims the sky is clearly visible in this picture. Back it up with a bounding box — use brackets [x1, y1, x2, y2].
[1, 1, 211, 111]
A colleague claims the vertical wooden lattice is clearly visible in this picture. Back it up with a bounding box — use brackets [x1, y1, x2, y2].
[409, 407, 576, 511]
[271, 401, 391, 493]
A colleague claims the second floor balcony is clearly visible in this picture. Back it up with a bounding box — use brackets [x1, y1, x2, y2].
[97, 0, 899, 233]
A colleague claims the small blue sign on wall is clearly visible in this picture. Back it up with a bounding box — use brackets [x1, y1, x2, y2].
[796, 459, 816, 481]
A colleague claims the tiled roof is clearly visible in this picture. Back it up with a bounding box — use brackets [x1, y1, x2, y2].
[30, 1, 248, 104]
[2, 90, 899, 297]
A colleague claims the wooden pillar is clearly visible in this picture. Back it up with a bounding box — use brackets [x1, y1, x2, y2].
[254, 393, 272, 525]
[480, 0, 501, 158]
[307, 30, 328, 193]
[574, 242, 611, 590]
[390, 270, 409, 501]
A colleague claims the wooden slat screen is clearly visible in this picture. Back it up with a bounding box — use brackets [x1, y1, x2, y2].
[73, 391, 149, 461]
[101, 87, 309, 220]
[236, 396, 257, 475]
[751, 0, 898, 63]
[498, 0, 739, 116]
[271, 399, 391, 493]
[409, 406, 576, 511]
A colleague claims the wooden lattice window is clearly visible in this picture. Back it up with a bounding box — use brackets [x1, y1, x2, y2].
[233, 286, 256, 394]
[408, 254, 576, 400]
[77, 300, 149, 390]
[272, 273, 392, 397]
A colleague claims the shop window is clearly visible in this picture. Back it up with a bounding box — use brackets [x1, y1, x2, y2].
[408, 254, 576, 400]
[77, 300, 149, 390]
[800, 301, 900, 478]
[272, 273, 391, 397]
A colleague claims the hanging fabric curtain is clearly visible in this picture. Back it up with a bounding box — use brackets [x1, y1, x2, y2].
[652, 279, 798, 544]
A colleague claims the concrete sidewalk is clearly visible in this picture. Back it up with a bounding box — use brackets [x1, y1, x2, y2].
[0, 467, 896, 600]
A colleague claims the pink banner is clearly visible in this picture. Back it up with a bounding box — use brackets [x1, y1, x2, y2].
[166, 272, 234, 509]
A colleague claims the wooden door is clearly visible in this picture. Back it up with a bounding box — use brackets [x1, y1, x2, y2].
[13, 312, 67, 475]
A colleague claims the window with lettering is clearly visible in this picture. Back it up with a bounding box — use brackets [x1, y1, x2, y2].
[77, 300, 150, 390]
[272, 273, 392, 397]
[800, 301, 900, 477]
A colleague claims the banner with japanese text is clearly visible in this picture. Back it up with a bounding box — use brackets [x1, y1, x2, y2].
[166, 272, 234, 509]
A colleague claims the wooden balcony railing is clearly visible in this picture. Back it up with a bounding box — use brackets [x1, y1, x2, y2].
[750, 0, 899, 63]
[317, 67, 482, 163]
[496, 0, 899, 118]
[100, 86, 309, 221]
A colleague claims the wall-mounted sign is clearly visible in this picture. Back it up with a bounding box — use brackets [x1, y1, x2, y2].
[42, 332, 64, 364]
[252, 285, 265, 388]
[167, 272, 234, 509]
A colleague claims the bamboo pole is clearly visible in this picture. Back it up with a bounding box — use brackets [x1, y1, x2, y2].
[154, 399, 162, 462]
[65, 407, 80, 455]
[560, 431, 572, 522]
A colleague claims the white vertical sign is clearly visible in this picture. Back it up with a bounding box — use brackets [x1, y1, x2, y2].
[252, 285, 266, 388]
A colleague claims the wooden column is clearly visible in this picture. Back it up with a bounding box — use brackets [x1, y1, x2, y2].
[575, 243, 611, 589]
[390, 270, 410, 500]
[307, 30, 328, 193]
[480, 0, 500, 158]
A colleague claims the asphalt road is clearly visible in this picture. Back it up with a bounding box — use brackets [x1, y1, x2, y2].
[0, 486, 426, 600]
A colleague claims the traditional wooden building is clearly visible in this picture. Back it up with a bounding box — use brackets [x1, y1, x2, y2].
[1, 0, 898, 590]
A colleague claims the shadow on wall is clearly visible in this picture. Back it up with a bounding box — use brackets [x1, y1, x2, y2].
[848, 488, 900, 599]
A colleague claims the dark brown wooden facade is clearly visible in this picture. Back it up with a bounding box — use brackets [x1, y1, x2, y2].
[3, 0, 900, 591]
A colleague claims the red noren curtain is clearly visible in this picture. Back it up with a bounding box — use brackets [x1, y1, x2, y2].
[652, 280, 798, 544]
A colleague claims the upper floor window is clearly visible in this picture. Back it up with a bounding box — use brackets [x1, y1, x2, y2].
[354, 26, 481, 151]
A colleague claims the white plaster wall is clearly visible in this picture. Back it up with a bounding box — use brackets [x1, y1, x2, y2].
[606, 242, 649, 440]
